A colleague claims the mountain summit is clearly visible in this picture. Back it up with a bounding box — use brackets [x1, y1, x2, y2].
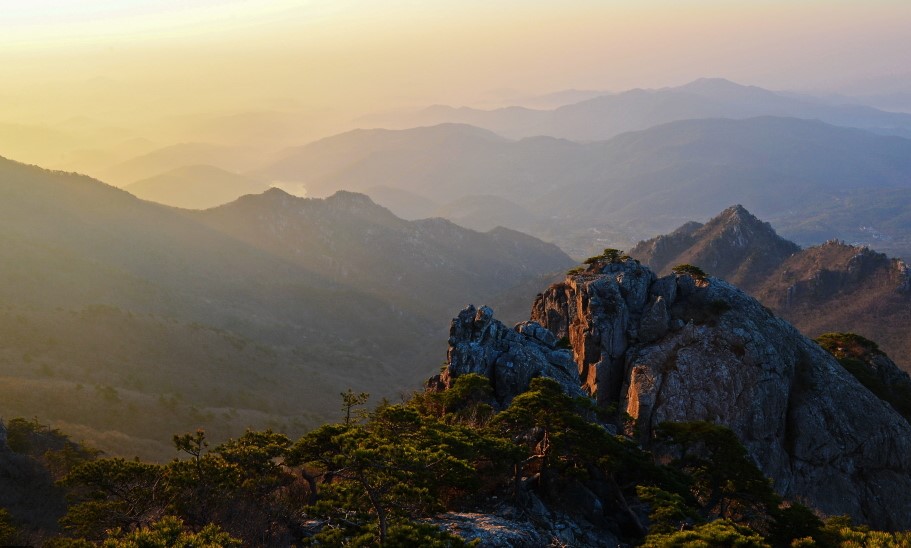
[630, 204, 800, 287]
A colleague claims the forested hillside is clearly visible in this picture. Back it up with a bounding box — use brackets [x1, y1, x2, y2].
[0, 156, 569, 459]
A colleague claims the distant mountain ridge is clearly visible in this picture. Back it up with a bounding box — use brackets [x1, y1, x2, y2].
[358, 78, 911, 141]
[0, 155, 570, 458]
[98, 142, 266, 187]
[192, 188, 573, 318]
[126, 165, 270, 209]
[631, 206, 911, 369]
[257, 117, 911, 259]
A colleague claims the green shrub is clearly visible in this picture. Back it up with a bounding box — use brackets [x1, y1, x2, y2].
[672, 263, 707, 281]
[583, 248, 627, 266]
[642, 519, 769, 547]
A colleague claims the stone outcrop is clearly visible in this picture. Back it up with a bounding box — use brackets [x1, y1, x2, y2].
[864, 351, 911, 395]
[520, 258, 911, 529]
[430, 507, 619, 548]
[435, 305, 584, 406]
[430, 513, 548, 547]
[531, 260, 656, 406]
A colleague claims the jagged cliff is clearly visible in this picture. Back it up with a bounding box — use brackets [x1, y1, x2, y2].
[441, 258, 911, 529]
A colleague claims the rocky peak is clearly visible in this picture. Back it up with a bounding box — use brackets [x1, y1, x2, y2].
[433, 304, 584, 407]
[691, 204, 795, 253]
[531, 258, 658, 405]
[632, 209, 911, 368]
[439, 259, 911, 528]
[630, 205, 800, 289]
[717, 203, 753, 223]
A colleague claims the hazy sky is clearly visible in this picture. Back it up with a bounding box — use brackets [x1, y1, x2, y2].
[1, 0, 910, 170]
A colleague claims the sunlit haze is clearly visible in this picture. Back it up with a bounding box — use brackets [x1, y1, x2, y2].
[1, 0, 910, 175]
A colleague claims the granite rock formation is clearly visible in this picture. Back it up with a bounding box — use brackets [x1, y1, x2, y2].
[435, 304, 585, 406]
[440, 258, 911, 529]
[537, 260, 911, 528]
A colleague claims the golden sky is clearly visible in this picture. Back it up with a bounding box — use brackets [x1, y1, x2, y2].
[0, 0, 909, 172]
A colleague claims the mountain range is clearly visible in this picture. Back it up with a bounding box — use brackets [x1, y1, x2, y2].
[256, 117, 911, 259]
[7, 84, 911, 538]
[72, 79, 911, 264]
[358, 78, 911, 141]
[0, 155, 570, 458]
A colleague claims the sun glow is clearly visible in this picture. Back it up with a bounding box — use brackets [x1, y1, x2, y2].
[0, 0, 908, 174]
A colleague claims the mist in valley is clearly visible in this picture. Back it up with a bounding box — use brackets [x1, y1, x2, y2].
[4, 2, 911, 544]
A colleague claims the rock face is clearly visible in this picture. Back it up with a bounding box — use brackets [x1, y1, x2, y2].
[531, 260, 657, 406]
[817, 333, 911, 425]
[522, 258, 911, 529]
[437, 304, 585, 406]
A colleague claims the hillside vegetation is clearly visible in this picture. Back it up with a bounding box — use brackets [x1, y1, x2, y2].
[2, 378, 904, 547]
